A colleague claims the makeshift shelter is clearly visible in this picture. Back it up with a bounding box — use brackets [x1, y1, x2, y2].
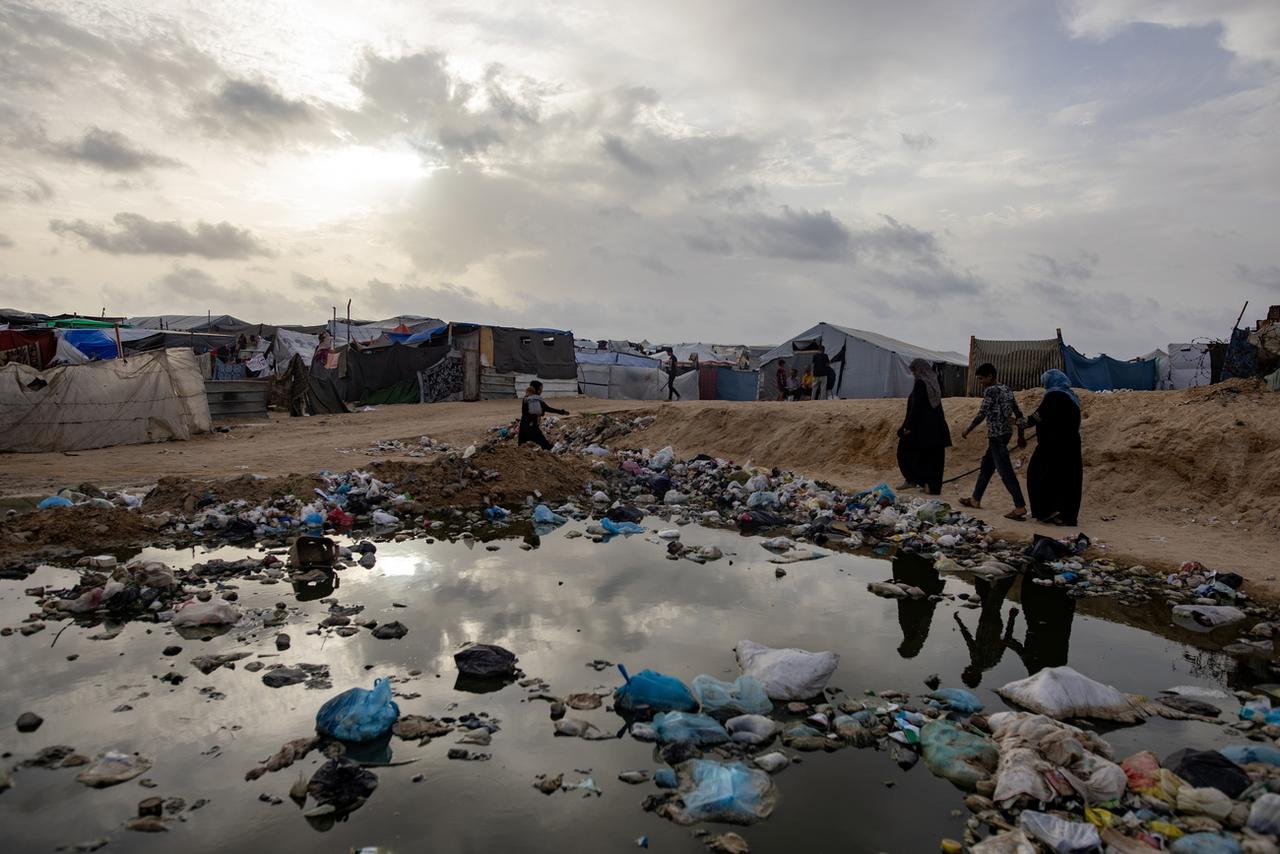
[759, 323, 967, 400]
[0, 328, 56, 369]
[1167, 343, 1212, 389]
[1060, 344, 1158, 391]
[1141, 349, 1171, 389]
[128, 314, 255, 333]
[0, 349, 211, 452]
[576, 349, 666, 400]
[967, 335, 1064, 395]
[270, 329, 320, 374]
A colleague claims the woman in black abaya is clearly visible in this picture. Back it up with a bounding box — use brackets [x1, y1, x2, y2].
[896, 358, 952, 494]
[1025, 369, 1083, 525]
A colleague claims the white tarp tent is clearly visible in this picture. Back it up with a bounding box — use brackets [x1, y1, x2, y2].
[576, 350, 667, 400]
[271, 328, 319, 374]
[759, 322, 968, 399]
[1167, 342, 1211, 389]
[0, 348, 212, 452]
[1140, 349, 1171, 389]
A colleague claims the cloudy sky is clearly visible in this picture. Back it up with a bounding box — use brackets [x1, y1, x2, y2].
[1, 0, 1277, 354]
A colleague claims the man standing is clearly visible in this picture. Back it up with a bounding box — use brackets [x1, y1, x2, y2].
[666, 352, 681, 401]
[775, 360, 788, 401]
[960, 363, 1028, 520]
[811, 345, 829, 400]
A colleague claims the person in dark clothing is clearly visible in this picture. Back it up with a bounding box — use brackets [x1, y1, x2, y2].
[1003, 578, 1076, 675]
[811, 346, 830, 399]
[775, 360, 788, 401]
[518, 381, 568, 450]
[891, 550, 946, 658]
[960, 363, 1028, 520]
[1025, 369, 1083, 526]
[953, 575, 1018, 688]
[896, 358, 952, 494]
[666, 353, 681, 401]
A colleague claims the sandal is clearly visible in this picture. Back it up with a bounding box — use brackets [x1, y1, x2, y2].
[959, 497, 980, 509]
[1004, 509, 1027, 521]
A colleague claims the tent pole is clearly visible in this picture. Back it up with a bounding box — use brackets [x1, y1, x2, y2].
[346, 299, 351, 348]
[114, 323, 125, 363]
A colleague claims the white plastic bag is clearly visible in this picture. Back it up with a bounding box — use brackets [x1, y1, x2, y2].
[1171, 604, 1246, 632]
[996, 666, 1142, 723]
[972, 830, 1037, 854]
[650, 446, 674, 471]
[172, 599, 239, 627]
[1018, 811, 1100, 853]
[1249, 792, 1280, 834]
[735, 640, 839, 701]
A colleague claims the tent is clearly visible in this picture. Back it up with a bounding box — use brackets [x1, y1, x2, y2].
[271, 328, 320, 374]
[759, 323, 967, 400]
[1060, 344, 1158, 391]
[1167, 343, 1212, 389]
[0, 349, 211, 452]
[127, 314, 254, 333]
[1140, 349, 1171, 389]
[576, 350, 667, 400]
[967, 336, 1064, 395]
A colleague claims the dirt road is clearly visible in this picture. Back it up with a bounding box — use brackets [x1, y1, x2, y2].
[4, 384, 1277, 595]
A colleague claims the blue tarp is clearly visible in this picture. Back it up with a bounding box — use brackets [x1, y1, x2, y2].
[716, 367, 760, 401]
[1060, 345, 1157, 391]
[1222, 328, 1259, 380]
[403, 325, 448, 345]
[61, 329, 120, 360]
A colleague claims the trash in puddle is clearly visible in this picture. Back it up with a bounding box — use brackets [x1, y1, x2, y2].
[734, 640, 839, 701]
[314, 678, 400, 742]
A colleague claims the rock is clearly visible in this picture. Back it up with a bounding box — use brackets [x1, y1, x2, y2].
[753, 752, 789, 774]
[275, 633, 291, 651]
[707, 832, 750, 854]
[162, 646, 182, 656]
[534, 773, 563, 794]
[454, 642, 518, 678]
[457, 730, 491, 746]
[124, 817, 168, 833]
[549, 702, 566, 720]
[137, 797, 164, 817]
[16, 712, 43, 732]
[564, 693, 603, 710]
[76, 751, 153, 788]
[262, 667, 308, 688]
[190, 652, 250, 674]
[371, 621, 408, 640]
[307, 757, 377, 813]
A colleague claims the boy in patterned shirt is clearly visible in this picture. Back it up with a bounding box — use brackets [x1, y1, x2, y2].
[960, 363, 1028, 520]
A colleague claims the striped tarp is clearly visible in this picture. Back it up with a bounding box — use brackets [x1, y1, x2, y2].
[967, 337, 1063, 395]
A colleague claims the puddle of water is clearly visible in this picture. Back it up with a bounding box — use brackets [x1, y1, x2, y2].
[0, 520, 1261, 853]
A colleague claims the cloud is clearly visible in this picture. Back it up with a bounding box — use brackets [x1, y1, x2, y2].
[1235, 263, 1280, 290]
[49, 212, 272, 259]
[602, 134, 656, 175]
[47, 127, 182, 172]
[1030, 251, 1100, 280]
[193, 78, 314, 140]
[739, 206, 850, 261]
[901, 131, 936, 152]
[0, 232, 13, 248]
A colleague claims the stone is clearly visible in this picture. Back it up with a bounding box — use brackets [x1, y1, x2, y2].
[275, 633, 291, 651]
[371, 621, 408, 640]
[162, 646, 182, 656]
[534, 773, 563, 794]
[16, 711, 43, 732]
[138, 797, 164, 817]
[262, 667, 308, 688]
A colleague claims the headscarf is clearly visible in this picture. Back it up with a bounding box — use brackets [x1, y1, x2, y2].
[1041, 369, 1080, 408]
[910, 358, 942, 408]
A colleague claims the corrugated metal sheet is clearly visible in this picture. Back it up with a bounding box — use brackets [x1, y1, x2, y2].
[967, 337, 1063, 395]
[204, 379, 270, 419]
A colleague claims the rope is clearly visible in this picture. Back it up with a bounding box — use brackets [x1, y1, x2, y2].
[940, 429, 1037, 484]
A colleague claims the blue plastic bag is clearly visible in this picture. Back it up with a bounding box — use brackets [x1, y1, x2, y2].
[532, 504, 567, 526]
[1220, 743, 1280, 766]
[601, 517, 644, 535]
[1169, 833, 1243, 854]
[315, 677, 400, 742]
[484, 506, 509, 521]
[38, 495, 73, 509]
[927, 687, 984, 714]
[920, 719, 998, 791]
[613, 666, 699, 716]
[652, 712, 729, 746]
[691, 675, 772, 719]
[853, 482, 896, 506]
[677, 760, 777, 825]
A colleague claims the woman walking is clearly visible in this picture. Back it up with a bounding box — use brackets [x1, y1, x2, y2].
[896, 358, 952, 494]
[518, 380, 568, 451]
[1025, 369, 1083, 525]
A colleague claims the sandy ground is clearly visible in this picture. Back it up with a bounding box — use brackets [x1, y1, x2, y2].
[4, 384, 1278, 595]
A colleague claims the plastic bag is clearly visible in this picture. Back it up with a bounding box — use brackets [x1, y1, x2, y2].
[725, 714, 778, 746]
[1164, 748, 1249, 799]
[746, 491, 779, 509]
[454, 643, 518, 678]
[1175, 786, 1234, 820]
[601, 517, 645, 535]
[533, 504, 567, 526]
[927, 687, 984, 713]
[650, 446, 674, 471]
[38, 495, 74, 509]
[734, 640, 839, 701]
[483, 506, 509, 520]
[171, 599, 240, 627]
[1169, 833, 1244, 854]
[315, 678, 400, 742]
[370, 510, 399, 526]
[920, 719, 998, 790]
[613, 666, 698, 717]
[1220, 743, 1280, 766]
[1017, 811, 1100, 853]
[673, 760, 777, 826]
[1171, 604, 1246, 632]
[652, 711, 730, 746]
[691, 675, 772, 719]
[971, 830, 1037, 854]
[1248, 792, 1280, 835]
[854, 482, 896, 505]
[75, 751, 153, 788]
[662, 491, 688, 506]
[995, 666, 1142, 723]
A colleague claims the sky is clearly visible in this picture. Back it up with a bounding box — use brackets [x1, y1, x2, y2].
[1, 0, 1278, 356]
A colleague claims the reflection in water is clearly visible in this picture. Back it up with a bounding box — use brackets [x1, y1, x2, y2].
[292, 573, 338, 601]
[953, 575, 1018, 688]
[891, 550, 945, 659]
[1005, 578, 1076, 675]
